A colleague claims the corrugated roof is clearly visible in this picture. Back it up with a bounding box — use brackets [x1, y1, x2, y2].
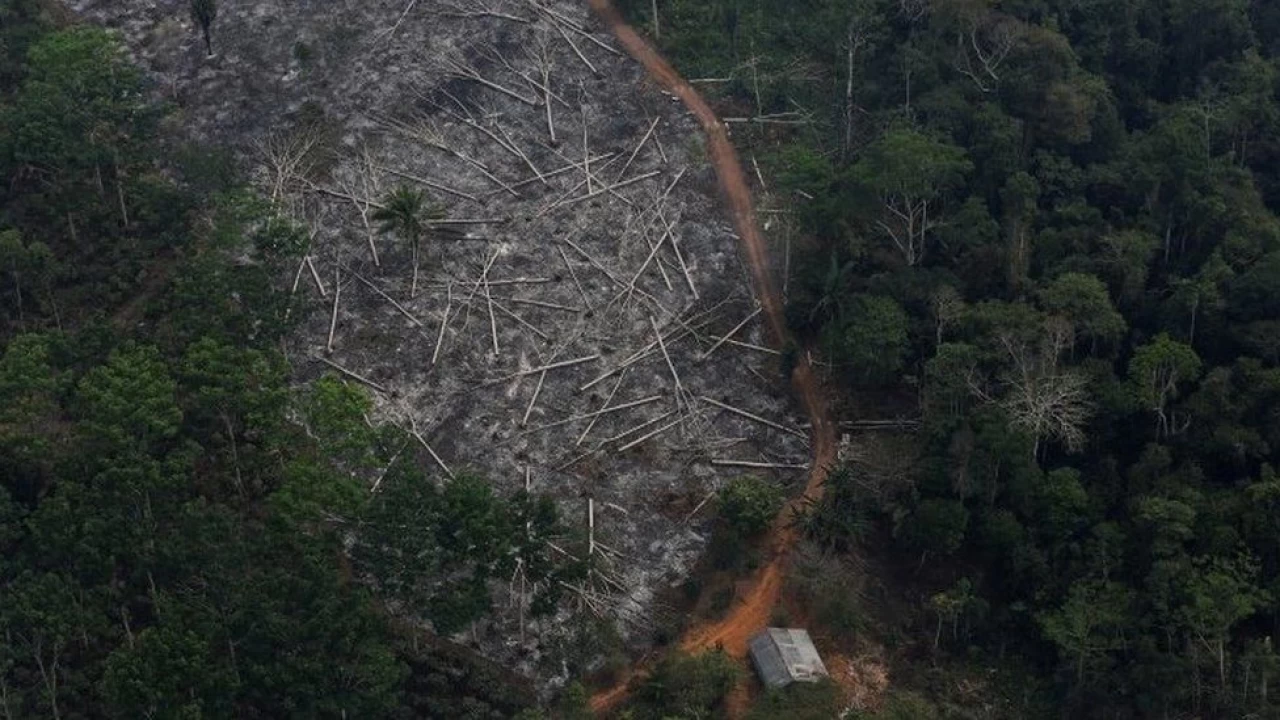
[748, 627, 828, 689]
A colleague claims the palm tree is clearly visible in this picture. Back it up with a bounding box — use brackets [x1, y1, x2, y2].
[372, 186, 441, 298]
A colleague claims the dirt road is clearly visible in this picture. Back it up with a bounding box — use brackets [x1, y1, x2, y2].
[584, 0, 838, 714]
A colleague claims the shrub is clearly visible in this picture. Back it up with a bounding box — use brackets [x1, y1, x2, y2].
[747, 678, 843, 720]
[630, 650, 740, 720]
[718, 475, 783, 537]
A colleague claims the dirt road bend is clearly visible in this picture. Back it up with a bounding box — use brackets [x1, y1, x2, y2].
[585, 0, 838, 713]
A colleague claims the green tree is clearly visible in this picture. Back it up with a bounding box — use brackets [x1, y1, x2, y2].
[718, 475, 782, 537]
[928, 577, 987, 650]
[631, 650, 740, 720]
[821, 293, 909, 384]
[373, 186, 442, 299]
[100, 624, 234, 719]
[76, 343, 182, 453]
[850, 129, 972, 266]
[1037, 272, 1127, 351]
[302, 374, 376, 466]
[1127, 334, 1202, 436]
[1038, 580, 1136, 685]
[7, 27, 149, 212]
[357, 471, 522, 634]
[0, 229, 54, 326]
[1178, 554, 1271, 694]
[903, 498, 969, 557]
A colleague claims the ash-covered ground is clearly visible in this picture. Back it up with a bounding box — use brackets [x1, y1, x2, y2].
[69, 0, 805, 683]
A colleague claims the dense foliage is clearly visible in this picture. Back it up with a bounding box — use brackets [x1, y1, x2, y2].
[621, 0, 1280, 716]
[0, 9, 576, 718]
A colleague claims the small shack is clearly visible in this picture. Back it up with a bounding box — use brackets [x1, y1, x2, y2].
[748, 627, 829, 689]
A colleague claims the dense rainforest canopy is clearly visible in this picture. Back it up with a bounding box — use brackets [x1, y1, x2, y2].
[613, 0, 1280, 716]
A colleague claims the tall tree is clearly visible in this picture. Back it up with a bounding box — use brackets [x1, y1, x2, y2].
[373, 186, 441, 299]
[190, 0, 217, 57]
[1038, 580, 1136, 686]
[1037, 272, 1127, 352]
[850, 129, 971, 266]
[1127, 334, 1203, 437]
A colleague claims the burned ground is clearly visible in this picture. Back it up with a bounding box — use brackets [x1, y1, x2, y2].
[68, 0, 804, 683]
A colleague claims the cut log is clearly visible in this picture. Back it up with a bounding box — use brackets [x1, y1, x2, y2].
[699, 396, 806, 439]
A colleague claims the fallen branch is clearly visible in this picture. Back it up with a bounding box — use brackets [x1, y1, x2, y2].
[710, 336, 779, 356]
[444, 55, 539, 106]
[528, 1, 622, 55]
[344, 267, 424, 327]
[318, 357, 387, 394]
[578, 328, 685, 392]
[615, 116, 661, 182]
[710, 459, 809, 469]
[521, 370, 547, 426]
[659, 213, 698, 299]
[432, 282, 453, 365]
[492, 153, 616, 196]
[600, 409, 675, 444]
[506, 296, 581, 313]
[575, 369, 627, 447]
[650, 316, 687, 409]
[554, 18, 598, 74]
[617, 415, 683, 452]
[699, 396, 806, 439]
[306, 256, 327, 297]
[491, 297, 549, 341]
[554, 170, 662, 209]
[523, 394, 662, 434]
[370, 439, 410, 493]
[559, 245, 592, 312]
[327, 265, 341, 354]
[682, 489, 716, 524]
[482, 355, 601, 388]
[291, 255, 308, 296]
[375, 165, 479, 202]
[700, 307, 761, 361]
[376, 0, 419, 41]
[484, 264, 500, 356]
[438, 5, 532, 23]
[409, 421, 455, 479]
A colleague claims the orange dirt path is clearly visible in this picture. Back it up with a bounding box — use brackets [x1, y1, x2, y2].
[585, 0, 838, 715]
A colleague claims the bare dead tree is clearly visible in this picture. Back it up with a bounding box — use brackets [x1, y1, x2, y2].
[337, 145, 384, 266]
[253, 124, 330, 204]
[440, 53, 540, 106]
[437, 0, 532, 24]
[377, 111, 521, 197]
[531, 32, 559, 143]
[841, 4, 882, 157]
[991, 318, 1094, 457]
[874, 191, 942, 268]
[953, 14, 1021, 92]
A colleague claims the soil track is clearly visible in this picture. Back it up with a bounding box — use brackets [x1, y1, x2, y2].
[584, 0, 838, 713]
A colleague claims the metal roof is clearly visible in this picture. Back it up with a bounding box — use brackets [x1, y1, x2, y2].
[748, 627, 829, 689]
